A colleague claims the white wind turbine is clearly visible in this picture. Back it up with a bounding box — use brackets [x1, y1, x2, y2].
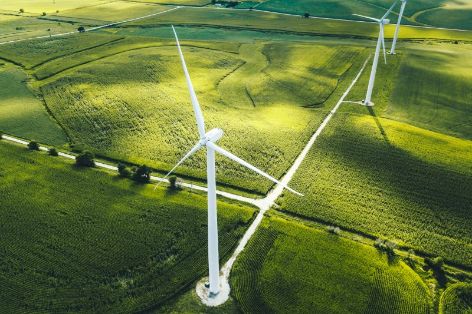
[165, 26, 302, 297]
[390, 0, 408, 54]
[354, 0, 398, 106]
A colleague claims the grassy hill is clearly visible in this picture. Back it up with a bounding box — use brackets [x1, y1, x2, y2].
[231, 214, 432, 313]
[0, 141, 254, 313]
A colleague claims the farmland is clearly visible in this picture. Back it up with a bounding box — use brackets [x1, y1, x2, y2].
[439, 283, 472, 314]
[231, 214, 432, 313]
[0, 141, 255, 312]
[0, 32, 367, 195]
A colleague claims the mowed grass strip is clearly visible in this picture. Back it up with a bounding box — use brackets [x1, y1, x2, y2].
[0, 63, 67, 146]
[0, 141, 254, 313]
[278, 113, 472, 267]
[231, 215, 432, 313]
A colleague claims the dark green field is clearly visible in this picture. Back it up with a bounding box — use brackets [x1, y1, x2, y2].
[0, 141, 254, 313]
[231, 214, 432, 313]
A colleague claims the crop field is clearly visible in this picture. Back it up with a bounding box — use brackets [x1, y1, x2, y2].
[439, 283, 472, 314]
[414, 0, 472, 30]
[231, 215, 432, 313]
[0, 63, 67, 145]
[0, 0, 110, 15]
[0, 141, 255, 313]
[277, 111, 472, 267]
[129, 7, 472, 41]
[0, 35, 364, 195]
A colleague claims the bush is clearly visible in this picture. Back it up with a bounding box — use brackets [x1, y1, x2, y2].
[168, 175, 180, 189]
[118, 163, 131, 178]
[78, 26, 85, 33]
[327, 226, 340, 235]
[374, 238, 397, 256]
[42, 12, 46, 16]
[76, 151, 95, 167]
[0, 131, 3, 139]
[133, 165, 151, 183]
[48, 148, 59, 156]
[27, 141, 40, 151]
[19, 8, 24, 13]
[303, 12, 310, 18]
[425, 256, 444, 271]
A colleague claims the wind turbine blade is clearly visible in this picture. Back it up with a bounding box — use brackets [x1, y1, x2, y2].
[352, 14, 380, 23]
[207, 142, 303, 196]
[154, 141, 203, 190]
[380, 25, 387, 64]
[382, 0, 399, 20]
[172, 25, 206, 138]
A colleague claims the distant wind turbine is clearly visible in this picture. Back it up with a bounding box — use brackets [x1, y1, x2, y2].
[165, 26, 303, 297]
[353, 0, 398, 106]
[390, 0, 407, 54]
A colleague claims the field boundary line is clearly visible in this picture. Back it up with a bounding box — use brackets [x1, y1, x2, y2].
[0, 6, 180, 46]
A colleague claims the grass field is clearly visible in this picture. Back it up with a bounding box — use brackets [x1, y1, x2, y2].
[277, 111, 472, 267]
[0, 141, 255, 313]
[231, 214, 432, 313]
[439, 283, 472, 314]
[0, 62, 67, 145]
[345, 43, 472, 140]
[18, 37, 363, 194]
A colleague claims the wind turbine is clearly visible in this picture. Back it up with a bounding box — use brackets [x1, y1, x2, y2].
[390, 0, 407, 54]
[166, 26, 302, 297]
[354, 0, 398, 106]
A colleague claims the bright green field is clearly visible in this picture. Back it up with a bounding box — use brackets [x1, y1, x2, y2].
[17, 37, 364, 195]
[278, 112, 472, 267]
[440, 283, 472, 314]
[0, 141, 254, 313]
[0, 62, 67, 145]
[231, 215, 432, 313]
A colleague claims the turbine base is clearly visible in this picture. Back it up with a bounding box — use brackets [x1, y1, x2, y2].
[196, 276, 230, 307]
[362, 100, 375, 107]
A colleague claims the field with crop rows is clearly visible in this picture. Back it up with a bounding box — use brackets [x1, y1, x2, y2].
[8, 36, 362, 194]
[0, 141, 255, 313]
[278, 111, 472, 267]
[231, 215, 432, 313]
[439, 283, 472, 314]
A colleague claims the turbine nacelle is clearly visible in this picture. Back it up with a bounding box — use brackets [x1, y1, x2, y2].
[203, 128, 224, 144]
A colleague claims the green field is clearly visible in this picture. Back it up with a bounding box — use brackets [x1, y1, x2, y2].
[440, 283, 472, 314]
[0, 62, 67, 145]
[231, 215, 432, 313]
[0, 32, 366, 195]
[0, 140, 255, 313]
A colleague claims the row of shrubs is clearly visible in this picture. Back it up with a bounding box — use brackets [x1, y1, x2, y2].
[0, 134, 179, 189]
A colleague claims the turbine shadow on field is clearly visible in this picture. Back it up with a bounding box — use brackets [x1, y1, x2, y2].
[367, 106, 389, 144]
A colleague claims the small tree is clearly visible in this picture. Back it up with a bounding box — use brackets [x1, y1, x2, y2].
[28, 141, 40, 151]
[78, 26, 85, 33]
[133, 165, 151, 183]
[48, 147, 59, 156]
[425, 256, 444, 271]
[76, 151, 95, 167]
[118, 163, 131, 178]
[168, 175, 180, 189]
[42, 12, 47, 16]
[19, 8, 24, 14]
[303, 12, 310, 18]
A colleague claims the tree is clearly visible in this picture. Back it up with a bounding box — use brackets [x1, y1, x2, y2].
[28, 141, 40, 151]
[168, 175, 180, 189]
[118, 163, 131, 178]
[48, 147, 59, 156]
[42, 12, 47, 16]
[76, 151, 95, 167]
[78, 26, 85, 33]
[133, 165, 151, 183]
[19, 8, 24, 14]
[303, 12, 310, 18]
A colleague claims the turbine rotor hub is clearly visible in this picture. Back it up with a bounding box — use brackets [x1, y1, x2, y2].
[203, 128, 224, 144]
